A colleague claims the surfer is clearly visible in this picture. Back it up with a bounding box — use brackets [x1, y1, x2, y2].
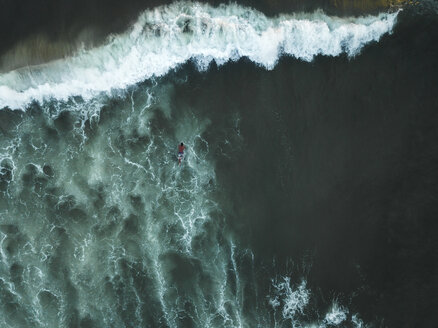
[178, 142, 185, 165]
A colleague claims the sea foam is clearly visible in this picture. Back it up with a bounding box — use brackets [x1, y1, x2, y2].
[0, 2, 398, 110]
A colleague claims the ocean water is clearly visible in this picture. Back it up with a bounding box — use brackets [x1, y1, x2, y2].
[0, 1, 437, 327]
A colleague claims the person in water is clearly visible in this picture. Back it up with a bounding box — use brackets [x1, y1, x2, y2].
[178, 142, 185, 165]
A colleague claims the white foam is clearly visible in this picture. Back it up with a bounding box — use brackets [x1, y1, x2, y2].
[352, 314, 366, 328]
[270, 277, 310, 322]
[324, 302, 348, 325]
[268, 276, 370, 327]
[0, 2, 399, 110]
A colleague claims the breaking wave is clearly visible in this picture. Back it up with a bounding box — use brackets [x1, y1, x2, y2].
[0, 1, 398, 110]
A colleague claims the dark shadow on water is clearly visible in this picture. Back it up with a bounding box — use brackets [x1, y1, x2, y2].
[165, 10, 438, 326]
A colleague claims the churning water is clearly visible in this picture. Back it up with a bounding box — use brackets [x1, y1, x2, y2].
[1, 1, 437, 327]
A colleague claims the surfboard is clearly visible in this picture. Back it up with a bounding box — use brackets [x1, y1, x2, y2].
[177, 152, 184, 165]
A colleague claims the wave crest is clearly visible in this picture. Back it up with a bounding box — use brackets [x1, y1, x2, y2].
[0, 2, 399, 110]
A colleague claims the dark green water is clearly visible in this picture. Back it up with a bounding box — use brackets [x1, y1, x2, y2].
[0, 2, 437, 327]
